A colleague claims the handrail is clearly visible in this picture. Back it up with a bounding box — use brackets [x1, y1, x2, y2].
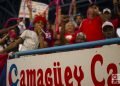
[14, 38, 120, 57]
[0, 38, 120, 86]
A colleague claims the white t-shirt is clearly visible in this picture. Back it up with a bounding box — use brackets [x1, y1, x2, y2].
[19, 30, 39, 51]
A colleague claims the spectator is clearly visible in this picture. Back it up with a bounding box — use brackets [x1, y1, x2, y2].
[75, 32, 86, 43]
[8, 28, 20, 43]
[103, 8, 112, 21]
[0, 34, 8, 51]
[0, 24, 19, 35]
[102, 7, 119, 29]
[17, 19, 26, 34]
[112, 0, 120, 28]
[69, 0, 83, 30]
[43, 22, 55, 47]
[101, 0, 120, 33]
[79, 4, 104, 42]
[64, 21, 76, 44]
[0, 34, 8, 45]
[74, 14, 83, 28]
[7, 28, 20, 51]
[0, 15, 47, 53]
[102, 21, 115, 38]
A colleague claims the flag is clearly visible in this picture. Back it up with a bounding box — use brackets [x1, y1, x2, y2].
[19, 0, 48, 19]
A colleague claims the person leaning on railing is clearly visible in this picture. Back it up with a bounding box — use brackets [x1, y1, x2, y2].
[0, 1, 47, 53]
[0, 16, 47, 53]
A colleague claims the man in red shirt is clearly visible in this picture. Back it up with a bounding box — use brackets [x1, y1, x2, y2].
[79, 5, 104, 42]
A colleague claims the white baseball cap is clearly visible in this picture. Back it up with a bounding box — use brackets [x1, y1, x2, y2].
[102, 21, 114, 29]
[103, 8, 111, 14]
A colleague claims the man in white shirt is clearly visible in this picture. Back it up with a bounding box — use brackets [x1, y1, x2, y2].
[19, 30, 39, 51]
[0, 15, 47, 53]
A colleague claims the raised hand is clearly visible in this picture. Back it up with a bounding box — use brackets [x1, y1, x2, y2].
[113, 0, 118, 4]
[26, 0, 32, 11]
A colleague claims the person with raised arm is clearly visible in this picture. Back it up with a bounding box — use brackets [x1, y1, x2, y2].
[0, 0, 47, 53]
[79, 4, 105, 42]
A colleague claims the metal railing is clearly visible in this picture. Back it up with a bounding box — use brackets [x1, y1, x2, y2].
[14, 38, 120, 57]
[0, 38, 120, 86]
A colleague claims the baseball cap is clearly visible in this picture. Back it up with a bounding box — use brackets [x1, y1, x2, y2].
[102, 21, 114, 29]
[103, 8, 111, 14]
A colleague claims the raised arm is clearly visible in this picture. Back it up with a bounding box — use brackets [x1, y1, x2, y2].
[93, 5, 107, 22]
[72, 0, 77, 16]
[112, 0, 120, 16]
[26, 0, 33, 22]
[0, 24, 18, 35]
[0, 38, 23, 53]
[0, 34, 8, 45]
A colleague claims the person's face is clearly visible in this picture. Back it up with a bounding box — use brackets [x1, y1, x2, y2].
[87, 7, 95, 19]
[75, 16, 83, 25]
[62, 15, 69, 22]
[65, 22, 75, 33]
[103, 26, 114, 38]
[34, 21, 44, 28]
[34, 21, 44, 32]
[103, 12, 111, 20]
[9, 29, 17, 42]
[76, 35, 85, 43]
[92, 5, 100, 16]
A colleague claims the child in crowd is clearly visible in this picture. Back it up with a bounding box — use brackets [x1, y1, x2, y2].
[64, 21, 76, 44]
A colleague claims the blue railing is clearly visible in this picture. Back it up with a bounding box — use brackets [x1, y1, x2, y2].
[0, 38, 120, 86]
[15, 38, 120, 57]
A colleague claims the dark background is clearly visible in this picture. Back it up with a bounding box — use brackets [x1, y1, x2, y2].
[0, 0, 113, 28]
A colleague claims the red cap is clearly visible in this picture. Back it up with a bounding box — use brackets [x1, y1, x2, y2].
[33, 15, 47, 25]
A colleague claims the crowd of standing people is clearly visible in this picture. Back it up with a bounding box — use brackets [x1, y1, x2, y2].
[0, 0, 120, 55]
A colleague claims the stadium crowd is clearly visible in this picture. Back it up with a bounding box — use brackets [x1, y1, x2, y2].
[0, 0, 120, 55]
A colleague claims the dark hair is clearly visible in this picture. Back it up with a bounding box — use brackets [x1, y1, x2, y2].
[74, 13, 83, 20]
[14, 27, 20, 36]
[88, 3, 98, 8]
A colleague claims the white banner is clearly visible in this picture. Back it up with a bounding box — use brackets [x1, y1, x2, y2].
[7, 45, 120, 86]
[19, 0, 48, 18]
